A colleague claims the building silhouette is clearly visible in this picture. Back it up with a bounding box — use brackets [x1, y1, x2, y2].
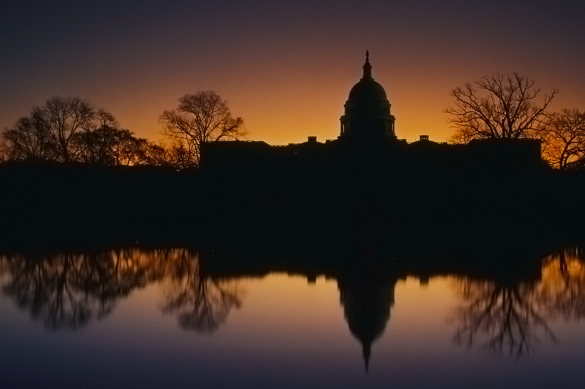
[340, 50, 396, 141]
[201, 52, 542, 178]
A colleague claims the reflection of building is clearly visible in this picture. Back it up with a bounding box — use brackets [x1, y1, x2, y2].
[201, 52, 542, 175]
[338, 275, 396, 372]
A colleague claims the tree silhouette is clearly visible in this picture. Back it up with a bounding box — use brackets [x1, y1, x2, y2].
[31, 97, 97, 162]
[538, 109, 585, 169]
[446, 73, 557, 144]
[160, 90, 247, 167]
[2, 115, 53, 161]
[160, 249, 243, 334]
[0, 98, 168, 166]
[140, 142, 173, 167]
[73, 123, 149, 166]
[1, 97, 132, 163]
[0, 137, 8, 162]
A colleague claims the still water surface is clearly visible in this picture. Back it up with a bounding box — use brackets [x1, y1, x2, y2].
[1, 248, 584, 388]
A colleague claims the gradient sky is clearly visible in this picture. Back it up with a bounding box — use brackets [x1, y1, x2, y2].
[2, 0, 585, 145]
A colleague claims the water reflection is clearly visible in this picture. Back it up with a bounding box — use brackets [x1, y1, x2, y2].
[537, 248, 585, 321]
[0, 249, 162, 329]
[0, 248, 243, 333]
[452, 277, 555, 357]
[3, 245, 585, 366]
[339, 278, 393, 371]
[160, 250, 243, 334]
[451, 247, 585, 357]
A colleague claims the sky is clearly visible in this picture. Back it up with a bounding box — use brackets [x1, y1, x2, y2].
[1, 0, 585, 145]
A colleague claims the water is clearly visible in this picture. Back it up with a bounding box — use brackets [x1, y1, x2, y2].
[1, 248, 584, 388]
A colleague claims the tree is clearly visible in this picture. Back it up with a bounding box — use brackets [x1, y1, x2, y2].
[538, 109, 585, 169]
[31, 96, 96, 162]
[0, 138, 8, 162]
[160, 90, 247, 166]
[2, 115, 53, 161]
[446, 73, 557, 143]
[73, 116, 150, 166]
[2, 96, 106, 162]
[141, 142, 173, 167]
[1, 97, 147, 165]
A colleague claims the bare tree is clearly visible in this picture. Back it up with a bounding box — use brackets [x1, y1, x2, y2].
[446, 73, 557, 143]
[2, 115, 53, 161]
[1, 98, 149, 165]
[160, 91, 246, 166]
[31, 96, 96, 162]
[538, 109, 585, 169]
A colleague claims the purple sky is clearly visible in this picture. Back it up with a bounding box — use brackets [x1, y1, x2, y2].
[2, 0, 584, 144]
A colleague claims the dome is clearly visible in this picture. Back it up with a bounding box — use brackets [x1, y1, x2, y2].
[339, 51, 396, 140]
[347, 78, 389, 105]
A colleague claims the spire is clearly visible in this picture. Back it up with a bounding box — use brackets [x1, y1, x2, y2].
[363, 342, 371, 373]
[362, 50, 372, 79]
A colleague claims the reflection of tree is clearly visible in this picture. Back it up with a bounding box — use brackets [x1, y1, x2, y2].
[452, 278, 554, 357]
[0, 249, 169, 330]
[0, 248, 244, 334]
[1, 253, 93, 329]
[160, 250, 243, 334]
[536, 248, 585, 321]
[452, 247, 585, 357]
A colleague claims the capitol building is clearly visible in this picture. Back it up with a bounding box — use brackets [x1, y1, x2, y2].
[201, 53, 541, 175]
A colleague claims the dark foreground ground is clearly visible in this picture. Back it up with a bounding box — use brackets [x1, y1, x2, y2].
[1, 162, 584, 267]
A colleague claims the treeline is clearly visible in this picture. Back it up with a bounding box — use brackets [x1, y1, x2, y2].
[0, 92, 245, 169]
[0, 96, 194, 168]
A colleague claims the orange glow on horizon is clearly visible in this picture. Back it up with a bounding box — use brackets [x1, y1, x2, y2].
[3, 1, 585, 150]
[89, 55, 582, 148]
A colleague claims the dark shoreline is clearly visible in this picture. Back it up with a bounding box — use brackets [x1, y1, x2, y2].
[1, 161, 584, 262]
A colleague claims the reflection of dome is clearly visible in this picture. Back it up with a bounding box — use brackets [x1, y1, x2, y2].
[340, 51, 396, 140]
[339, 279, 395, 372]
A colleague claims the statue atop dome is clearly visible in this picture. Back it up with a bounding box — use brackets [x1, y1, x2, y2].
[363, 50, 372, 79]
[339, 52, 396, 141]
